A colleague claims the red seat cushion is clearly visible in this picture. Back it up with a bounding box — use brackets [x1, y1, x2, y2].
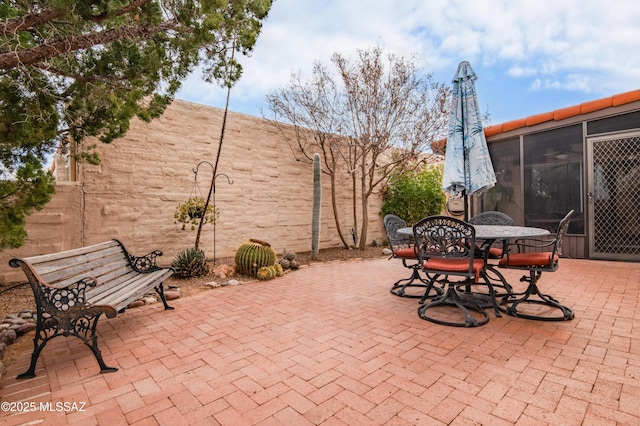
[487, 247, 503, 258]
[423, 258, 485, 281]
[393, 247, 417, 259]
[498, 252, 558, 268]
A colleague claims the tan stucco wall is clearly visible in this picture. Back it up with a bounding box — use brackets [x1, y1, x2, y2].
[0, 183, 83, 284]
[1, 100, 385, 284]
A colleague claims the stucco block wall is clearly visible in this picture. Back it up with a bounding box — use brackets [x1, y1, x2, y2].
[1, 100, 385, 284]
[0, 183, 83, 284]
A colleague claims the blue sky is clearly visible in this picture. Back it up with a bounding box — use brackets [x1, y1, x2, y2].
[176, 0, 640, 127]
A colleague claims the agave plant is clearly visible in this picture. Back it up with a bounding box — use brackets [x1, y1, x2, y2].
[171, 247, 208, 278]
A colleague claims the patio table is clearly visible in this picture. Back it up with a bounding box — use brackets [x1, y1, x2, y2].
[396, 224, 551, 311]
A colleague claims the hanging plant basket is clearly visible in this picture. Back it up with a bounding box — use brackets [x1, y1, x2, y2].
[174, 197, 219, 230]
[188, 206, 204, 219]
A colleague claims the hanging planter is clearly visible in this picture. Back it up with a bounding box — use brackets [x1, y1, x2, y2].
[174, 197, 219, 230]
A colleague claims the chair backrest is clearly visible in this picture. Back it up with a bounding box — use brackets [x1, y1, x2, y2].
[468, 211, 514, 226]
[413, 216, 477, 275]
[538, 209, 574, 271]
[553, 210, 574, 258]
[383, 214, 411, 249]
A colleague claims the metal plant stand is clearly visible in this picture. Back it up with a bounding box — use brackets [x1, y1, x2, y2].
[193, 161, 233, 265]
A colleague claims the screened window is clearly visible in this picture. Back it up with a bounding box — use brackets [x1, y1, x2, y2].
[483, 138, 522, 225]
[523, 125, 584, 234]
[587, 111, 640, 135]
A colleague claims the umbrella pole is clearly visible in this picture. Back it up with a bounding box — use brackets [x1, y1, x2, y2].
[463, 190, 469, 222]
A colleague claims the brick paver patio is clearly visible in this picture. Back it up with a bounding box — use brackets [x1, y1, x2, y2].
[1, 257, 639, 425]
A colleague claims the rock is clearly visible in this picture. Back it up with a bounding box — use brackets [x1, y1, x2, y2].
[164, 290, 180, 300]
[0, 324, 11, 331]
[206, 281, 221, 288]
[143, 297, 157, 305]
[0, 329, 17, 345]
[128, 300, 145, 308]
[382, 248, 393, 255]
[16, 323, 36, 335]
[227, 279, 239, 286]
[214, 264, 235, 278]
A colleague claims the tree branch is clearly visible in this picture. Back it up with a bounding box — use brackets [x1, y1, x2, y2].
[0, 21, 180, 70]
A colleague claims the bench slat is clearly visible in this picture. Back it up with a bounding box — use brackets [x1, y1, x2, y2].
[23, 240, 122, 265]
[36, 252, 130, 286]
[87, 269, 173, 311]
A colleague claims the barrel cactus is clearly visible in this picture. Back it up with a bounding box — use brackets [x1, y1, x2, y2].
[273, 263, 284, 277]
[235, 239, 277, 278]
[256, 266, 276, 281]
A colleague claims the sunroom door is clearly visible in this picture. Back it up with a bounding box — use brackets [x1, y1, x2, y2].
[587, 131, 640, 260]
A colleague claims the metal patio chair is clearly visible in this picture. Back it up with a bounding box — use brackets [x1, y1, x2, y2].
[468, 211, 514, 258]
[414, 216, 501, 327]
[383, 214, 440, 299]
[497, 210, 575, 321]
[467, 211, 514, 295]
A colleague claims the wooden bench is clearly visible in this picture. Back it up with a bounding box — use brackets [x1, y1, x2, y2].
[9, 239, 174, 379]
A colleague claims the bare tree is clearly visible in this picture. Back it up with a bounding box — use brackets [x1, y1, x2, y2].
[266, 45, 451, 250]
[265, 63, 353, 248]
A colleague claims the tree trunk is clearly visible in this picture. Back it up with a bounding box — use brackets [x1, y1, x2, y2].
[330, 173, 350, 248]
[311, 153, 321, 260]
[351, 168, 358, 248]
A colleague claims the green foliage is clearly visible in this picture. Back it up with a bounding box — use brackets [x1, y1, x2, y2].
[171, 247, 208, 278]
[234, 239, 276, 278]
[0, 0, 273, 248]
[380, 164, 446, 226]
[0, 156, 56, 250]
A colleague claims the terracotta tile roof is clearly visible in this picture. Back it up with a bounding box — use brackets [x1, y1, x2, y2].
[431, 89, 640, 154]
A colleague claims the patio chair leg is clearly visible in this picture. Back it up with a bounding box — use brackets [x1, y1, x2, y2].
[390, 266, 443, 299]
[390, 257, 442, 299]
[418, 285, 490, 327]
[500, 271, 574, 321]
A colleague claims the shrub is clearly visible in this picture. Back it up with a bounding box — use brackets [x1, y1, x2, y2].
[380, 164, 445, 225]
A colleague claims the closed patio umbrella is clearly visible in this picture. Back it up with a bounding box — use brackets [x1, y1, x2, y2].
[442, 61, 496, 221]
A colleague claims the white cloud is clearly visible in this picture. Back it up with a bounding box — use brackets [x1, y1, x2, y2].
[177, 0, 640, 121]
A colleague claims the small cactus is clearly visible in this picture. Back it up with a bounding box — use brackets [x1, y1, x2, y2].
[289, 259, 300, 270]
[284, 251, 296, 261]
[256, 266, 275, 281]
[273, 263, 283, 277]
[279, 258, 291, 269]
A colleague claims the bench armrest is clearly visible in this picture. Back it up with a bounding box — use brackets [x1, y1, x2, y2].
[112, 239, 166, 273]
[127, 249, 165, 272]
[39, 276, 95, 311]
